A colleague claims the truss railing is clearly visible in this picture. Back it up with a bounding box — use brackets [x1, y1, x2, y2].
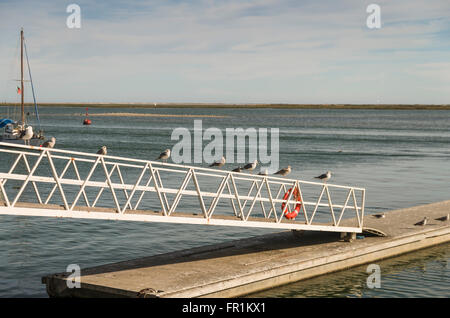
[0, 142, 365, 233]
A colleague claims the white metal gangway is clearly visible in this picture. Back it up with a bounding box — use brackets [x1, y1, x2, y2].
[0, 142, 365, 233]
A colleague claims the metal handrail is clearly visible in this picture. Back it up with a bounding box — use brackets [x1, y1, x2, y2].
[0, 142, 365, 232]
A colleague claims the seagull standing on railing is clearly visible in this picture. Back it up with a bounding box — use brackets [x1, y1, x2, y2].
[414, 217, 428, 226]
[42, 137, 56, 148]
[232, 166, 242, 173]
[209, 156, 226, 168]
[315, 171, 331, 182]
[243, 159, 258, 172]
[156, 149, 171, 163]
[274, 166, 291, 177]
[435, 214, 449, 222]
[19, 126, 33, 145]
[97, 146, 107, 155]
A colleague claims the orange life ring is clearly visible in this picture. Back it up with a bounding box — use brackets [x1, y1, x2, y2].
[281, 187, 302, 220]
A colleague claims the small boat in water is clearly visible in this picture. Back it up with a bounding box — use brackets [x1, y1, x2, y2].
[0, 28, 44, 146]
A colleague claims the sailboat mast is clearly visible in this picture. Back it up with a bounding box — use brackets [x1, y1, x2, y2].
[20, 28, 25, 125]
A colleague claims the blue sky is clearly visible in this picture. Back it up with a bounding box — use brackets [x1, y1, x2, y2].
[0, 0, 449, 104]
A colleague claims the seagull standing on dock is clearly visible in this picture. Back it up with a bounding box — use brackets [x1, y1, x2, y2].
[435, 214, 449, 222]
[243, 160, 258, 172]
[97, 146, 107, 155]
[315, 171, 331, 182]
[156, 149, 171, 162]
[42, 137, 56, 148]
[19, 126, 33, 145]
[414, 217, 428, 226]
[209, 156, 226, 168]
[274, 166, 291, 177]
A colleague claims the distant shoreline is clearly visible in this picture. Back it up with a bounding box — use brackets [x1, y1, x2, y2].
[1, 102, 450, 110]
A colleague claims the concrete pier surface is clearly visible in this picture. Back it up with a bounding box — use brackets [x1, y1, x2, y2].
[42, 200, 450, 298]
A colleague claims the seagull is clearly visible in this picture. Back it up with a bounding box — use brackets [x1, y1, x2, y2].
[414, 217, 428, 226]
[232, 166, 242, 173]
[315, 171, 331, 182]
[97, 146, 107, 155]
[209, 156, 226, 168]
[156, 149, 171, 162]
[274, 166, 291, 177]
[19, 126, 33, 144]
[258, 168, 268, 176]
[243, 159, 258, 171]
[372, 213, 386, 219]
[435, 214, 449, 222]
[42, 137, 56, 148]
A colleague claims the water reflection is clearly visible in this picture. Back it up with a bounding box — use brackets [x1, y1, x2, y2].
[246, 243, 450, 298]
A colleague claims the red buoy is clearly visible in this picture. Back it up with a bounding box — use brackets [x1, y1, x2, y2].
[83, 107, 92, 125]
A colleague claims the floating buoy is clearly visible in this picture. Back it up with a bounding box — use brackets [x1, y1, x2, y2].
[83, 107, 91, 125]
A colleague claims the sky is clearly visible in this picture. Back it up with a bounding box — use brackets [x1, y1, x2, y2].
[0, 0, 449, 104]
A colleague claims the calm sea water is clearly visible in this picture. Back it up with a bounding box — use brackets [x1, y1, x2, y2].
[0, 106, 449, 297]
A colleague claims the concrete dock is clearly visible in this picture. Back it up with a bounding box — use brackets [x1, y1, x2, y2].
[42, 200, 450, 298]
